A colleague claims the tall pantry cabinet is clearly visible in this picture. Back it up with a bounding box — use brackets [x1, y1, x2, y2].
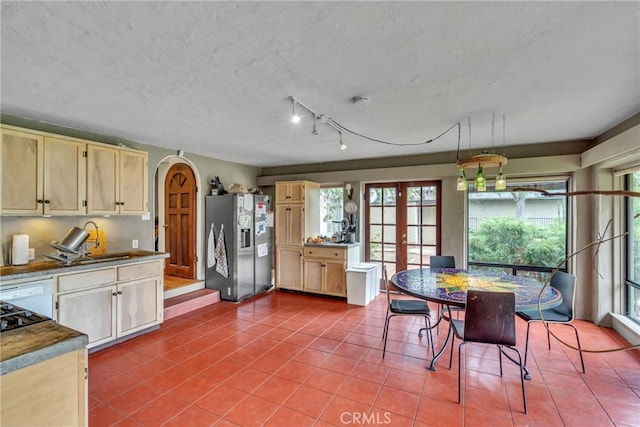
[274, 181, 320, 291]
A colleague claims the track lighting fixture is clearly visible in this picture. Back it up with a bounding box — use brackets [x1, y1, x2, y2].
[288, 96, 458, 151]
[291, 100, 301, 123]
[339, 132, 347, 150]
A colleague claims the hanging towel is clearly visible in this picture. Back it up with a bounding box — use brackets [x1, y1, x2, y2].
[215, 224, 229, 278]
[207, 223, 216, 268]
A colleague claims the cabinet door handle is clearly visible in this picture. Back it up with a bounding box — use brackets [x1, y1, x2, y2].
[117, 291, 123, 295]
[44, 200, 50, 204]
[112, 292, 118, 296]
[37, 199, 44, 204]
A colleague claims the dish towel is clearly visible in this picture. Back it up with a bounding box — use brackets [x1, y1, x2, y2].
[215, 224, 229, 278]
[207, 223, 216, 268]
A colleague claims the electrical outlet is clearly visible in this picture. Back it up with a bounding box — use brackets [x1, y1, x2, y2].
[28, 248, 35, 260]
[132, 239, 138, 249]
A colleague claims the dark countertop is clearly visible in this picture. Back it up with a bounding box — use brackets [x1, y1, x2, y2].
[0, 321, 88, 375]
[1, 250, 169, 282]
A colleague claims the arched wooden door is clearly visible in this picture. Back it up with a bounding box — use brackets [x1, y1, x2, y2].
[164, 163, 197, 279]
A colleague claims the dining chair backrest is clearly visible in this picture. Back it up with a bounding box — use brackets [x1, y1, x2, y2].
[430, 256, 456, 269]
[549, 271, 577, 321]
[464, 290, 516, 346]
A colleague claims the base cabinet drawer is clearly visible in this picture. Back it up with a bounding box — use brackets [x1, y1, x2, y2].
[58, 267, 116, 293]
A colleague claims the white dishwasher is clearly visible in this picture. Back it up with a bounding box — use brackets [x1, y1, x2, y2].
[0, 277, 54, 318]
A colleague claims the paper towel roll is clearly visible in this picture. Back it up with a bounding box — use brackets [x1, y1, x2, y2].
[12, 234, 29, 265]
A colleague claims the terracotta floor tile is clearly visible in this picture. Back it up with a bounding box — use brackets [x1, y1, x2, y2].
[373, 385, 420, 419]
[163, 405, 220, 427]
[262, 406, 316, 427]
[304, 368, 348, 393]
[106, 383, 165, 414]
[130, 393, 191, 426]
[224, 367, 271, 393]
[337, 376, 382, 406]
[195, 383, 249, 417]
[87, 291, 640, 426]
[89, 403, 126, 427]
[223, 395, 280, 426]
[283, 384, 334, 417]
[253, 375, 301, 405]
[274, 360, 316, 383]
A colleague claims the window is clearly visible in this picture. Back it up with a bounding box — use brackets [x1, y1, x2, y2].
[467, 178, 569, 281]
[320, 186, 344, 238]
[626, 171, 640, 323]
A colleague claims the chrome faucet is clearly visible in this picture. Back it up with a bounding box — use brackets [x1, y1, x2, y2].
[82, 221, 100, 256]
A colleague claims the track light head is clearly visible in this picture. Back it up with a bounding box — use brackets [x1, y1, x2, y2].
[311, 115, 318, 135]
[339, 132, 347, 150]
[291, 98, 301, 123]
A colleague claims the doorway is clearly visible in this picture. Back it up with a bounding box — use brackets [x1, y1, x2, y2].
[364, 181, 442, 278]
[164, 163, 197, 279]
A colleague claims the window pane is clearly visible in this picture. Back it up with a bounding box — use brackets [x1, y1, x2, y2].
[422, 226, 436, 245]
[383, 225, 396, 243]
[468, 180, 568, 268]
[370, 225, 383, 243]
[383, 207, 396, 223]
[422, 187, 437, 204]
[383, 188, 396, 205]
[369, 188, 382, 206]
[370, 244, 382, 261]
[407, 225, 420, 244]
[320, 187, 344, 237]
[407, 245, 421, 264]
[370, 206, 382, 223]
[383, 244, 396, 262]
[407, 207, 420, 225]
[422, 206, 436, 225]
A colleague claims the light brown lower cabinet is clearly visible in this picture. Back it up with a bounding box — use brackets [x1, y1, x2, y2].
[57, 260, 164, 348]
[275, 246, 304, 291]
[0, 348, 87, 427]
[303, 247, 349, 297]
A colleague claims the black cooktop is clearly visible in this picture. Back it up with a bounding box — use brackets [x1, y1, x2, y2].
[0, 301, 50, 332]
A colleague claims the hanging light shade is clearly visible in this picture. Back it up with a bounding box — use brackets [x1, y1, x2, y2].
[495, 165, 507, 191]
[474, 164, 486, 192]
[456, 168, 468, 191]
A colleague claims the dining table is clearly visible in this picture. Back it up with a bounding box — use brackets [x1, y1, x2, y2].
[390, 267, 563, 378]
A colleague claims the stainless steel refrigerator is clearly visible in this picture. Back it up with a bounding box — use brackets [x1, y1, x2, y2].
[205, 194, 273, 301]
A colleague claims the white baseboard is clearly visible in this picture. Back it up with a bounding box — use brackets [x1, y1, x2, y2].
[610, 313, 640, 346]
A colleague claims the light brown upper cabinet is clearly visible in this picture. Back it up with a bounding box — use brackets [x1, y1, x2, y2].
[86, 144, 148, 215]
[1, 126, 85, 215]
[275, 181, 308, 204]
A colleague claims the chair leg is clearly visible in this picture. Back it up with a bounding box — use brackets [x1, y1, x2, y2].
[457, 342, 465, 404]
[382, 314, 393, 359]
[523, 321, 533, 368]
[567, 323, 586, 373]
[426, 317, 436, 361]
[509, 346, 527, 414]
[448, 329, 456, 370]
[498, 345, 503, 377]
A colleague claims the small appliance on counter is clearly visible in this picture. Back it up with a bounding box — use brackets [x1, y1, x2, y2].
[11, 234, 29, 266]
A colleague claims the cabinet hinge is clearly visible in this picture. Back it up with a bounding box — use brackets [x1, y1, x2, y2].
[84, 367, 88, 380]
[83, 151, 87, 158]
[194, 256, 198, 262]
[195, 186, 198, 193]
[55, 301, 59, 309]
[82, 200, 87, 207]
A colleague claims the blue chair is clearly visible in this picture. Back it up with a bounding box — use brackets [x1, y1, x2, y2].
[516, 271, 585, 374]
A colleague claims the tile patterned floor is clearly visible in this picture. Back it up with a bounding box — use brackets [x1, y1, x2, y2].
[89, 291, 640, 426]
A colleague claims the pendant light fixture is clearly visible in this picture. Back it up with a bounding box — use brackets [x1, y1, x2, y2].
[456, 114, 508, 192]
[494, 115, 508, 190]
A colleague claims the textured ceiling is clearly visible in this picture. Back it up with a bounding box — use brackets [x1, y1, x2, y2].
[1, 1, 638, 167]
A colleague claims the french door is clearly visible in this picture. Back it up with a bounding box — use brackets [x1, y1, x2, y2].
[364, 181, 441, 278]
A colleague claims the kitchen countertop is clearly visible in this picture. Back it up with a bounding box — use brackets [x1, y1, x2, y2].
[0, 320, 88, 375]
[0, 250, 169, 282]
[304, 242, 360, 248]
